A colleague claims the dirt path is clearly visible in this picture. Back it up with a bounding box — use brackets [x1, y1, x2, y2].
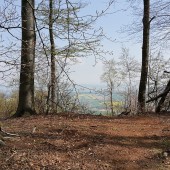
[0, 114, 170, 169]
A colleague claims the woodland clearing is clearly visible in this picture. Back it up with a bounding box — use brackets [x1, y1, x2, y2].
[0, 113, 170, 170]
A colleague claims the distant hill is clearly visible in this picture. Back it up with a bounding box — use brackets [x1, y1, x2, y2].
[78, 91, 123, 115]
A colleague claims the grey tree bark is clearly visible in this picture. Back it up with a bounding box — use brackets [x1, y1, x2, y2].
[49, 0, 57, 113]
[109, 80, 114, 116]
[146, 80, 170, 112]
[14, 0, 36, 117]
[138, 0, 150, 113]
[156, 80, 170, 113]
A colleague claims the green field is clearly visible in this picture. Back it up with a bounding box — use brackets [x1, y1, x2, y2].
[78, 93, 124, 115]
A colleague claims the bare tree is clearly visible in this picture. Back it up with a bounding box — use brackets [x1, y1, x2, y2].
[34, 0, 115, 114]
[48, 0, 57, 113]
[156, 79, 170, 113]
[101, 59, 122, 116]
[150, 1, 170, 47]
[13, 0, 36, 117]
[147, 79, 170, 112]
[147, 52, 170, 111]
[119, 47, 140, 113]
[147, 70, 170, 112]
[0, 0, 116, 117]
[138, 0, 150, 113]
[0, 0, 21, 86]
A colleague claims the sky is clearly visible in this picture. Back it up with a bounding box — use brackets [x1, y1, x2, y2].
[0, 0, 169, 90]
[69, 1, 142, 86]
[0, 1, 144, 88]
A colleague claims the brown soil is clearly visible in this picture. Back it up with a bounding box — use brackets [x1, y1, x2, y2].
[0, 113, 170, 170]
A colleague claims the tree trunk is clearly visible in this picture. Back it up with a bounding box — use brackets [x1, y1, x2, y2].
[14, 0, 36, 117]
[49, 0, 57, 113]
[138, 0, 150, 113]
[156, 80, 170, 113]
[110, 80, 114, 116]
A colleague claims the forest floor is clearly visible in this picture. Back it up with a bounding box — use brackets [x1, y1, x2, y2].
[0, 113, 170, 170]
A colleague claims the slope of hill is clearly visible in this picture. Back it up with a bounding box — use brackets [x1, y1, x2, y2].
[78, 92, 123, 115]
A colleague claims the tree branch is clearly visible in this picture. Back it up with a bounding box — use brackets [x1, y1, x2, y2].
[146, 80, 170, 103]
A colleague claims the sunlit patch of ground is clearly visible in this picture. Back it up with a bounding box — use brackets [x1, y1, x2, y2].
[0, 113, 170, 169]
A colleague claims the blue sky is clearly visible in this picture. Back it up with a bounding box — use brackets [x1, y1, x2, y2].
[70, 1, 142, 85]
[70, 0, 170, 86]
[0, 0, 169, 88]
[0, 1, 142, 87]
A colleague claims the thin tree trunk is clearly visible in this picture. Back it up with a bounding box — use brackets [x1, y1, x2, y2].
[46, 83, 51, 115]
[110, 81, 114, 116]
[49, 0, 56, 113]
[14, 0, 36, 117]
[138, 0, 150, 113]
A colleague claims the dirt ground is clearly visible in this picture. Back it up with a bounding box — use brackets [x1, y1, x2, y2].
[0, 113, 170, 170]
